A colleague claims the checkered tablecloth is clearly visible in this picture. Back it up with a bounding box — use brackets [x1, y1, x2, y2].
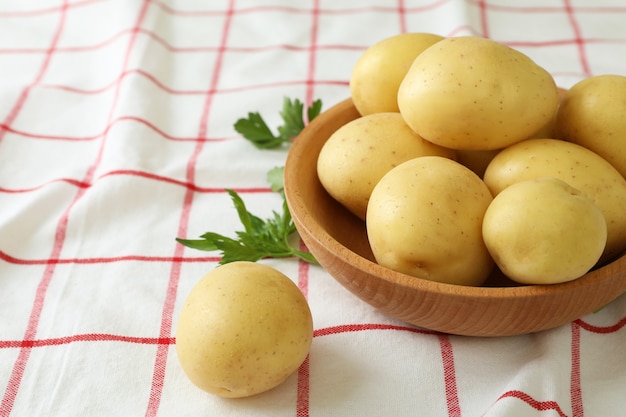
[1, 1, 626, 416]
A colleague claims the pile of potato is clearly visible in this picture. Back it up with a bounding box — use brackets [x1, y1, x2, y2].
[317, 33, 626, 286]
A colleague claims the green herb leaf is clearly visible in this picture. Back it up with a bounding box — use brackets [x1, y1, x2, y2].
[177, 97, 320, 265]
[307, 98, 323, 124]
[174, 237, 218, 252]
[233, 112, 283, 149]
[276, 98, 305, 141]
[176, 189, 317, 265]
[267, 166, 285, 193]
[234, 97, 323, 149]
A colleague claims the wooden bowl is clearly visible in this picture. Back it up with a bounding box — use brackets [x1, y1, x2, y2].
[284, 98, 626, 337]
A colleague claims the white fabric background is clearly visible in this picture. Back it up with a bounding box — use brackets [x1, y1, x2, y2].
[1, 1, 625, 416]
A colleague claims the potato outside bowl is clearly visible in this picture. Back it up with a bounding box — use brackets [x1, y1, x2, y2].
[283, 98, 626, 337]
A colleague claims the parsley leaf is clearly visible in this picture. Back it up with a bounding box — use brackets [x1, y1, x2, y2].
[234, 97, 322, 149]
[266, 166, 285, 193]
[177, 97, 321, 265]
[176, 189, 317, 265]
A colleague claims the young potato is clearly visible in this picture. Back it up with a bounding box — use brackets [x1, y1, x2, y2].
[483, 138, 626, 264]
[483, 178, 607, 285]
[350, 32, 444, 116]
[555, 75, 626, 178]
[366, 156, 494, 286]
[176, 262, 313, 398]
[317, 112, 456, 220]
[398, 36, 560, 150]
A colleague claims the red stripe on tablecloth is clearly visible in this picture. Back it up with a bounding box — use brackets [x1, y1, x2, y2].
[50, 68, 218, 95]
[0, 178, 90, 192]
[0, 250, 220, 265]
[0, 2, 150, 415]
[570, 322, 584, 417]
[398, 0, 408, 34]
[143, 1, 235, 415]
[505, 38, 626, 48]
[304, 0, 320, 108]
[314, 323, 437, 337]
[0, 115, 234, 142]
[296, 354, 311, 417]
[476, 0, 490, 38]
[0, 3, 70, 415]
[0, 334, 175, 349]
[494, 390, 569, 417]
[153, 2, 293, 16]
[0, 0, 102, 17]
[575, 315, 626, 333]
[0, 28, 138, 54]
[154, 1, 451, 17]
[563, 0, 592, 77]
[34, 77, 348, 99]
[0, 172, 270, 193]
[1, 29, 366, 56]
[466, 1, 626, 14]
[0, 323, 429, 350]
[1, 315, 624, 349]
[439, 335, 461, 417]
[95, 171, 270, 192]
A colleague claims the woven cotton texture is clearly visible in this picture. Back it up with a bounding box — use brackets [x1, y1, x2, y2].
[1, 1, 626, 416]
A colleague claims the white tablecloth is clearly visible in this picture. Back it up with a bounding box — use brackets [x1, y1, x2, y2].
[1, 1, 625, 416]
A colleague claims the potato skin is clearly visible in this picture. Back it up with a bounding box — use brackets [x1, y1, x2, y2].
[398, 36, 559, 150]
[482, 178, 607, 284]
[350, 32, 444, 115]
[317, 112, 456, 220]
[366, 156, 494, 286]
[175, 262, 313, 398]
[483, 138, 626, 264]
[530, 86, 568, 139]
[555, 75, 626, 178]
